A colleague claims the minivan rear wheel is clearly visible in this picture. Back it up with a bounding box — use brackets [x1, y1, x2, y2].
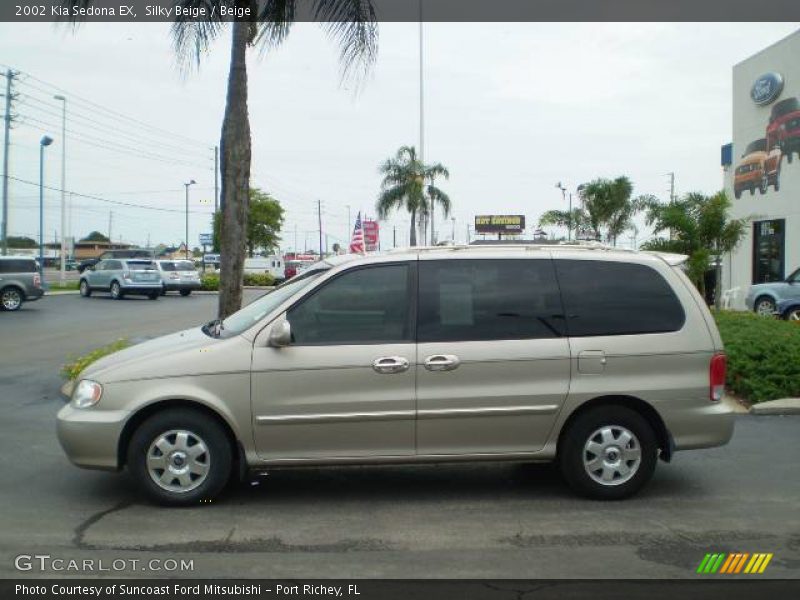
[559, 405, 657, 500]
[110, 281, 123, 300]
[127, 409, 232, 506]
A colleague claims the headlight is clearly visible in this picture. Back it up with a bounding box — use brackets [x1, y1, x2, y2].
[72, 379, 103, 409]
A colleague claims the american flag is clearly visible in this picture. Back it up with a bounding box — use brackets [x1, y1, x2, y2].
[349, 212, 365, 254]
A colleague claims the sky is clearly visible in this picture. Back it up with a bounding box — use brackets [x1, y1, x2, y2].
[1, 21, 798, 252]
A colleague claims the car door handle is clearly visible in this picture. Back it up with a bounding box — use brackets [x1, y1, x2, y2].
[372, 356, 410, 374]
[424, 354, 461, 372]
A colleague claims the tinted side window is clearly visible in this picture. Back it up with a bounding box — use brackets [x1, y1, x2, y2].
[106, 260, 122, 270]
[0, 259, 36, 273]
[288, 264, 411, 345]
[418, 259, 564, 342]
[555, 260, 685, 336]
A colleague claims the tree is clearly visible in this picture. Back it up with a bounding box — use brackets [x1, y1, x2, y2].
[6, 236, 37, 249]
[81, 231, 110, 243]
[376, 146, 450, 246]
[213, 188, 284, 258]
[640, 191, 746, 306]
[65, 1, 378, 318]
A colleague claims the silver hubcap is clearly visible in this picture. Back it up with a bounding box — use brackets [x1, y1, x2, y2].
[789, 310, 800, 322]
[756, 300, 774, 316]
[111, 284, 120, 298]
[2, 289, 21, 310]
[147, 430, 210, 493]
[583, 425, 641, 486]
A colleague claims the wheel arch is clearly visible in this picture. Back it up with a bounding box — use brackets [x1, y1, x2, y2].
[117, 398, 242, 473]
[556, 395, 673, 463]
[1, 283, 26, 300]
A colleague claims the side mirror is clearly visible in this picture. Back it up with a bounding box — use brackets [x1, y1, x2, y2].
[268, 320, 292, 347]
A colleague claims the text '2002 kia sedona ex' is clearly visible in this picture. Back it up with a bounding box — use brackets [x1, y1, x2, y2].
[57, 245, 733, 505]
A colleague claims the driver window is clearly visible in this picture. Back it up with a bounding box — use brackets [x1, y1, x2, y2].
[287, 264, 411, 345]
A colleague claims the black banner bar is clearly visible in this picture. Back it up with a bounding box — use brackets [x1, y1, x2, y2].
[3, 0, 800, 23]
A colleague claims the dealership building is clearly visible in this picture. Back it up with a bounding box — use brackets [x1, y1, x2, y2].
[721, 30, 800, 309]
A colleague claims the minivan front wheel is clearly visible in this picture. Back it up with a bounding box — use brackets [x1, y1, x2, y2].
[559, 405, 657, 500]
[127, 409, 232, 506]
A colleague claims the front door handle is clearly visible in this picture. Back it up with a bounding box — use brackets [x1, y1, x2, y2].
[372, 356, 410, 374]
[424, 354, 461, 372]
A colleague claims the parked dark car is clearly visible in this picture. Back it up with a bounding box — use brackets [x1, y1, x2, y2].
[0, 256, 44, 311]
[78, 249, 154, 273]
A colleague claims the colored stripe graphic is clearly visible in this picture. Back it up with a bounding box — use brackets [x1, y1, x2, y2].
[698, 552, 773, 574]
[719, 554, 736, 574]
[697, 554, 712, 573]
[735, 553, 749, 573]
[758, 554, 773, 573]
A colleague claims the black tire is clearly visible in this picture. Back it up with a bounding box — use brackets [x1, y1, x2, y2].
[148, 291, 160, 300]
[79, 279, 91, 297]
[759, 177, 767, 194]
[788, 152, 794, 164]
[1, 286, 24, 311]
[127, 409, 233, 506]
[179, 289, 191, 297]
[749, 187, 755, 196]
[734, 189, 741, 199]
[110, 281, 124, 300]
[558, 405, 657, 500]
[754, 295, 776, 316]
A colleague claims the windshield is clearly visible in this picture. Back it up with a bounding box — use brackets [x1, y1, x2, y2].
[159, 261, 177, 271]
[213, 269, 327, 337]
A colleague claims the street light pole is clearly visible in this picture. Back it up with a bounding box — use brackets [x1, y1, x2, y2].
[39, 135, 54, 280]
[556, 182, 571, 241]
[184, 180, 196, 259]
[54, 95, 67, 282]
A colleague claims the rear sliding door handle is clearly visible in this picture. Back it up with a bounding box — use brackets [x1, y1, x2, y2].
[372, 356, 410, 374]
[424, 354, 461, 372]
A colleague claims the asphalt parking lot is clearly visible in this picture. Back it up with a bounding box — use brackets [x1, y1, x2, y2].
[0, 293, 798, 579]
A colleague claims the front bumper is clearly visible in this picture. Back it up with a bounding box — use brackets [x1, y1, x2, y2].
[56, 404, 129, 471]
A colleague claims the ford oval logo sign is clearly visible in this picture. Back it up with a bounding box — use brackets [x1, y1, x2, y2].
[751, 72, 784, 106]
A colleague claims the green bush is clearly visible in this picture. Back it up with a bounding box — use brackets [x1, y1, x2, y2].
[201, 273, 220, 291]
[61, 338, 130, 381]
[243, 272, 275, 287]
[200, 272, 275, 290]
[714, 310, 800, 403]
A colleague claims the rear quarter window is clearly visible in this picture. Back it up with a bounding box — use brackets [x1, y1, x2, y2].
[0, 259, 37, 273]
[555, 259, 685, 336]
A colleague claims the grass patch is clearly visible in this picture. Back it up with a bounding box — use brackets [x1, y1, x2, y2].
[47, 280, 80, 291]
[714, 310, 800, 403]
[61, 338, 131, 381]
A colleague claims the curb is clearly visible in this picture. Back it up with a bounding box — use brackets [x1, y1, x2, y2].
[60, 380, 74, 399]
[749, 398, 800, 416]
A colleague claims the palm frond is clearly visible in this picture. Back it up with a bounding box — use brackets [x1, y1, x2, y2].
[254, 0, 296, 55]
[313, 0, 378, 85]
[171, 2, 226, 72]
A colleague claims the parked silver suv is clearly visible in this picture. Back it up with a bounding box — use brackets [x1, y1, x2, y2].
[57, 245, 733, 505]
[0, 256, 44, 311]
[79, 259, 162, 300]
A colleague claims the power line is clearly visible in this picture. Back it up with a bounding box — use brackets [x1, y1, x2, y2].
[8, 176, 215, 215]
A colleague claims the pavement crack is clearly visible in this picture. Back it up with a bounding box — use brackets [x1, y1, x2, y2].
[73, 500, 133, 550]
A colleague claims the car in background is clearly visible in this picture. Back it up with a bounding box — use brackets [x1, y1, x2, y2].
[284, 259, 315, 280]
[733, 138, 781, 198]
[766, 96, 800, 164]
[78, 249, 154, 273]
[775, 298, 800, 322]
[202, 253, 220, 270]
[744, 267, 800, 315]
[65, 259, 79, 271]
[244, 255, 284, 283]
[0, 256, 43, 311]
[155, 260, 201, 296]
[79, 259, 162, 300]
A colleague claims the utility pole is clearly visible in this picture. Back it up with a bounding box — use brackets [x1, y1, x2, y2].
[54, 95, 67, 282]
[418, 0, 426, 246]
[1, 69, 16, 256]
[214, 146, 219, 213]
[108, 211, 113, 245]
[667, 172, 675, 241]
[317, 199, 323, 258]
[294, 224, 298, 256]
[393, 225, 396, 248]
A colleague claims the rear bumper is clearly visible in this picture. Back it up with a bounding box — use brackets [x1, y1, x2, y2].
[56, 404, 128, 471]
[666, 401, 735, 451]
[26, 288, 45, 301]
[163, 281, 201, 291]
[120, 283, 162, 294]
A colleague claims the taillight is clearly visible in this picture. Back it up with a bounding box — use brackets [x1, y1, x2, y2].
[33, 273, 41, 287]
[123, 272, 132, 280]
[710, 353, 726, 402]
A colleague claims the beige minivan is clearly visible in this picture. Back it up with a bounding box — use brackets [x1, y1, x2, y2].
[57, 245, 733, 505]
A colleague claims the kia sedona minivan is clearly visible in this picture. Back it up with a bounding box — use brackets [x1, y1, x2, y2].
[57, 245, 733, 505]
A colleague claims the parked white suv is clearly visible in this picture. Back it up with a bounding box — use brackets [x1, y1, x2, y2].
[58, 245, 733, 505]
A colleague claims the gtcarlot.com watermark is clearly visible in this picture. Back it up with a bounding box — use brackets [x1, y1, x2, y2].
[14, 554, 194, 573]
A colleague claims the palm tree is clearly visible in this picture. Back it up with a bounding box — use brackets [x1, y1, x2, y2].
[376, 146, 450, 246]
[641, 191, 746, 306]
[580, 176, 638, 245]
[65, 1, 378, 318]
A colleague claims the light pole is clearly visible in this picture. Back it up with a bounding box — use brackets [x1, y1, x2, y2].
[53, 95, 67, 282]
[184, 180, 196, 259]
[39, 135, 54, 280]
[556, 181, 572, 241]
